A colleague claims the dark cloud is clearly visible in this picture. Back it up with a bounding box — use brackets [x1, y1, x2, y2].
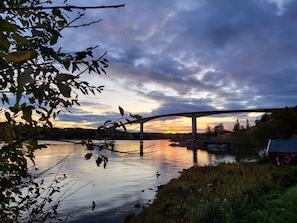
[56, 107, 125, 128]
[56, 0, 297, 126]
[138, 90, 215, 118]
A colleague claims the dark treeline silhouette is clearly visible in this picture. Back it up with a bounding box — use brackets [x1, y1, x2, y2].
[0, 123, 184, 140]
[48, 128, 184, 140]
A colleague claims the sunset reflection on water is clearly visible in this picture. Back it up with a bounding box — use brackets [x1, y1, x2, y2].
[31, 139, 235, 222]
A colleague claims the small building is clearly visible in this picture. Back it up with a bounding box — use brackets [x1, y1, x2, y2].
[266, 139, 297, 166]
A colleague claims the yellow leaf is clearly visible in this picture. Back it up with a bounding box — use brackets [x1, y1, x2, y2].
[5, 51, 32, 62]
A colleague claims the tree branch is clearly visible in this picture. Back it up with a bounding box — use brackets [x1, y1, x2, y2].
[65, 18, 103, 29]
[76, 51, 108, 77]
[1, 4, 125, 10]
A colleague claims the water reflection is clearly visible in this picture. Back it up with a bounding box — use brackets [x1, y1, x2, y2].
[31, 139, 235, 222]
[139, 140, 143, 156]
[193, 148, 198, 164]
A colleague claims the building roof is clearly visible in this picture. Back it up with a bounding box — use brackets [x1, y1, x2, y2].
[266, 139, 297, 153]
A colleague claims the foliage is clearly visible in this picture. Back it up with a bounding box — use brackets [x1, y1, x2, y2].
[250, 185, 297, 223]
[254, 107, 297, 140]
[206, 123, 226, 136]
[233, 119, 240, 132]
[82, 105, 142, 169]
[229, 129, 260, 158]
[125, 163, 297, 223]
[229, 106, 297, 158]
[0, 1, 127, 222]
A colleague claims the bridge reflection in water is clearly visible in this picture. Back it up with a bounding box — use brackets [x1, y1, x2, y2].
[140, 140, 144, 156]
[137, 140, 229, 167]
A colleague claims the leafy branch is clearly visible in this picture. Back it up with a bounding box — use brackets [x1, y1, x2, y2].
[82, 106, 143, 168]
[1, 4, 125, 11]
[0, 1, 127, 222]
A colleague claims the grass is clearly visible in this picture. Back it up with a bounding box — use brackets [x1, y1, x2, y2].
[125, 161, 297, 223]
[249, 185, 297, 223]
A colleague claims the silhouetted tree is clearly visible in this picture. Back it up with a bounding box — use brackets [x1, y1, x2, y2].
[206, 125, 212, 135]
[0, 1, 126, 222]
[214, 123, 225, 135]
[246, 119, 250, 129]
[233, 119, 240, 132]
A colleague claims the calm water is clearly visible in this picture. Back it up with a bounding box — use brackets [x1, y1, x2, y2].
[30, 139, 235, 222]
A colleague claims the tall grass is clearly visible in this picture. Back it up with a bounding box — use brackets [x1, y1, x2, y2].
[126, 162, 297, 223]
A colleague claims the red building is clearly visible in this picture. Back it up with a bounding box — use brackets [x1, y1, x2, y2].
[266, 139, 297, 166]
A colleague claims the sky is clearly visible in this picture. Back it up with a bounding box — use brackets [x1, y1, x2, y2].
[54, 0, 297, 133]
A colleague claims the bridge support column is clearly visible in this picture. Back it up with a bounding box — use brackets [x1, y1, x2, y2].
[192, 115, 197, 136]
[139, 122, 144, 140]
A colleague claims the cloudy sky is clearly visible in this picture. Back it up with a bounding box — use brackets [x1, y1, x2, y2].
[55, 0, 296, 133]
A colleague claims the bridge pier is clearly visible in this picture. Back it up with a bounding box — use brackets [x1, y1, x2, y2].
[192, 114, 197, 136]
[139, 122, 144, 140]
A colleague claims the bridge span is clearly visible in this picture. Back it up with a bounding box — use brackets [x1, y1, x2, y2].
[131, 108, 283, 139]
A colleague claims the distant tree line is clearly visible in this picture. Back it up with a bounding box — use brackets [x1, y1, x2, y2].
[206, 119, 250, 136]
[0, 122, 187, 141]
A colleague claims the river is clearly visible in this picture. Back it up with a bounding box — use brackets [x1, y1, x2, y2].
[30, 139, 235, 222]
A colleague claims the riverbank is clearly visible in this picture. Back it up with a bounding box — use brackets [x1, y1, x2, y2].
[125, 159, 297, 223]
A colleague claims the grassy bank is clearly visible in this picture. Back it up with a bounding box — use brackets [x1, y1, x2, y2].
[125, 160, 297, 223]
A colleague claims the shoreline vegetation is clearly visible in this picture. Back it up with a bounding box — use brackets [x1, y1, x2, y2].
[125, 160, 297, 223]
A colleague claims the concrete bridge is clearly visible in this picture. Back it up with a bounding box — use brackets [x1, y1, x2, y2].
[132, 108, 283, 139]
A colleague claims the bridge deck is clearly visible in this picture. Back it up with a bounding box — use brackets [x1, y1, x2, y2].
[132, 108, 283, 123]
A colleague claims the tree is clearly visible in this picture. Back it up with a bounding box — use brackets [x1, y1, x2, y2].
[214, 123, 225, 135]
[206, 123, 226, 136]
[246, 119, 250, 129]
[206, 125, 212, 135]
[233, 119, 240, 132]
[0, 1, 126, 222]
